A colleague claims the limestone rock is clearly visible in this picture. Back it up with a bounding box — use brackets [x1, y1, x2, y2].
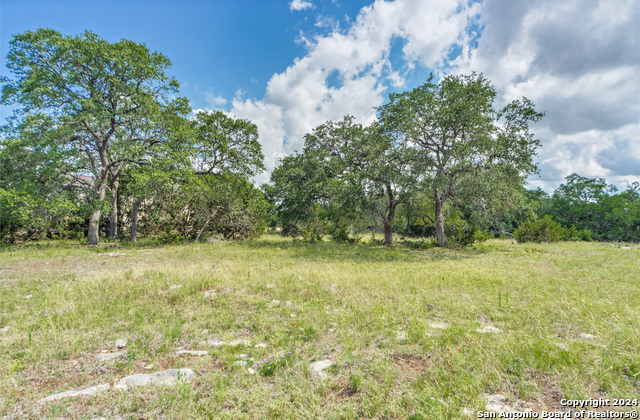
[309, 359, 334, 379]
[115, 339, 127, 349]
[96, 351, 127, 361]
[40, 384, 110, 402]
[176, 350, 208, 356]
[476, 326, 503, 334]
[201, 339, 225, 347]
[115, 369, 194, 389]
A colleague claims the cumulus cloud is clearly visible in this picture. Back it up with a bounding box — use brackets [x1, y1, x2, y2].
[290, 0, 314, 12]
[452, 0, 639, 191]
[195, 0, 638, 190]
[230, 0, 480, 181]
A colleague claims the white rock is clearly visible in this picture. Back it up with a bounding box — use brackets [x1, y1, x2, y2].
[228, 339, 249, 347]
[115, 369, 194, 389]
[397, 330, 407, 341]
[96, 351, 127, 361]
[169, 284, 183, 290]
[201, 329, 209, 336]
[25, 295, 33, 299]
[144, 364, 154, 370]
[203, 290, 216, 298]
[0, 326, 10, 332]
[484, 394, 512, 413]
[290, 314, 296, 318]
[476, 326, 503, 334]
[40, 384, 110, 402]
[247, 368, 256, 374]
[115, 339, 127, 348]
[254, 343, 267, 348]
[201, 339, 225, 347]
[233, 360, 248, 366]
[266, 284, 275, 289]
[309, 360, 334, 379]
[271, 300, 281, 305]
[578, 333, 595, 340]
[429, 322, 449, 329]
[176, 350, 208, 356]
[460, 408, 475, 416]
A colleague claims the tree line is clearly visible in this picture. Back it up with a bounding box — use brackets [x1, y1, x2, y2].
[1, 29, 638, 245]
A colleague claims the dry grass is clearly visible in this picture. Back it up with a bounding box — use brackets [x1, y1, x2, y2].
[0, 236, 638, 419]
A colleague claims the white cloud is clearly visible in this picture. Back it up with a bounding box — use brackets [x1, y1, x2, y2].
[451, 0, 639, 191]
[230, 0, 480, 179]
[290, 0, 314, 12]
[205, 89, 228, 107]
[198, 0, 638, 191]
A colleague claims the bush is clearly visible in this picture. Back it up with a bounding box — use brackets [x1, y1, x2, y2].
[514, 216, 565, 243]
[445, 218, 490, 247]
[514, 216, 592, 243]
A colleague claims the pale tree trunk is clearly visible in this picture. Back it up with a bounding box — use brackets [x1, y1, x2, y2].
[87, 180, 108, 245]
[434, 190, 446, 247]
[130, 198, 143, 241]
[382, 184, 398, 245]
[108, 178, 119, 239]
[194, 212, 215, 243]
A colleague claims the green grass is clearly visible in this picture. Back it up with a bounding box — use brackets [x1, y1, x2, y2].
[0, 236, 638, 419]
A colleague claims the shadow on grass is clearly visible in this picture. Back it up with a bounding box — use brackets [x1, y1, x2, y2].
[242, 235, 477, 263]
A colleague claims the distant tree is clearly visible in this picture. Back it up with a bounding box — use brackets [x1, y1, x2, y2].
[531, 174, 640, 242]
[269, 117, 418, 244]
[1, 28, 190, 244]
[379, 73, 544, 246]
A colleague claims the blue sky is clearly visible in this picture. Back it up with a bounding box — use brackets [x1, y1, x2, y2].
[2, 0, 638, 190]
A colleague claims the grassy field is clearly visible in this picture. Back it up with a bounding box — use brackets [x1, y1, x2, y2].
[0, 236, 638, 419]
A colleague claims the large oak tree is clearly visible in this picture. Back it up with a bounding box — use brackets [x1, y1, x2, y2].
[1, 29, 189, 244]
[379, 73, 544, 246]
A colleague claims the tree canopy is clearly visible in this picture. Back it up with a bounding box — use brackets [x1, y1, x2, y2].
[378, 73, 544, 246]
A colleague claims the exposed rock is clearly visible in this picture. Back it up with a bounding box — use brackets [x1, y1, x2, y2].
[40, 384, 110, 402]
[201, 329, 209, 335]
[247, 368, 256, 374]
[115, 369, 194, 389]
[115, 339, 127, 349]
[0, 326, 10, 333]
[201, 339, 225, 347]
[228, 339, 249, 347]
[429, 322, 448, 329]
[484, 394, 512, 412]
[233, 360, 248, 366]
[254, 343, 267, 348]
[397, 330, 407, 341]
[271, 300, 281, 305]
[96, 351, 126, 361]
[476, 326, 503, 334]
[577, 333, 595, 340]
[309, 359, 334, 379]
[203, 290, 216, 299]
[25, 295, 33, 299]
[144, 364, 154, 370]
[460, 408, 475, 417]
[176, 350, 208, 356]
[169, 284, 183, 290]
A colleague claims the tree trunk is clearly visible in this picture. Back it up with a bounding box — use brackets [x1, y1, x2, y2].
[130, 198, 143, 242]
[194, 214, 214, 243]
[383, 184, 398, 245]
[383, 221, 393, 245]
[87, 209, 102, 245]
[86, 181, 107, 245]
[434, 190, 446, 247]
[108, 179, 119, 239]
